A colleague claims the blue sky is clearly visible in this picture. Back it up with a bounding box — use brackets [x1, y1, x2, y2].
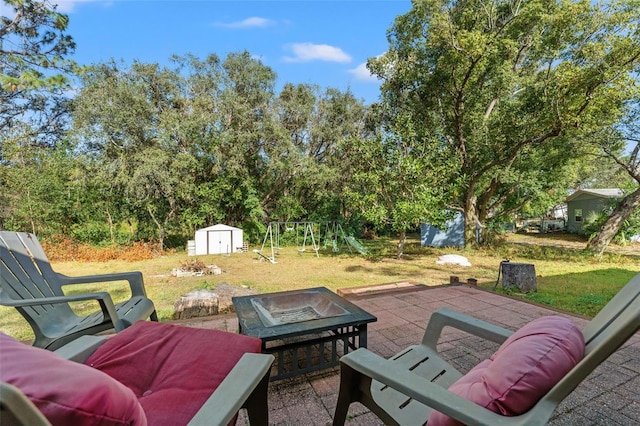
[51, 0, 412, 104]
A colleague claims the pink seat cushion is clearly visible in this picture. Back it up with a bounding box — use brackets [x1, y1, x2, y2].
[0, 333, 146, 426]
[84, 321, 263, 426]
[428, 316, 585, 425]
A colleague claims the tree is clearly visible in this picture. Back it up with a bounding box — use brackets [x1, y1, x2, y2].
[59, 51, 369, 246]
[370, 0, 640, 246]
[0, 0, 77, 147]
[587, 99, 640, 255]
[214, 51, 279, 225]
[70, 53, 367, 245]
[72, 60, 197, 248]
[344, 107, 453, 258]
[1, 0, 79, 232]
[1, 134, 83, 235]
[271, 85, 370, 224]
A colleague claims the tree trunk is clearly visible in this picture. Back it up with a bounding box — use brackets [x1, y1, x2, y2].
[147, 205, 166, 251]
[106, 208, 114, 243]
[586, 187, 640, 256]
[397, 230, 406, 259]
[464, 192, 479, 247]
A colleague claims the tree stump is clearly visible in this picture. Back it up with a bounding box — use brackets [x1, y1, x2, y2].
[172, 284, 259, 319]
[173, 290, 219, 320]
[501, 262, 537, 292]
[214, 283, 259, 313]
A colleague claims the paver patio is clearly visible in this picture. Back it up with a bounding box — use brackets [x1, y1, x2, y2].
[177, 284, 640, 426]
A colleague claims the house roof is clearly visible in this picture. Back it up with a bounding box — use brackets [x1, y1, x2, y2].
[565, 188, 624, 203]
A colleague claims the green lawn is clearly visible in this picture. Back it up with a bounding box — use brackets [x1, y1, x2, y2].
[2, 234, 639, 343]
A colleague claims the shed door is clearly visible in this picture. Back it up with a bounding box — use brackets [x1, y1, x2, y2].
[208, 231, 231, 254]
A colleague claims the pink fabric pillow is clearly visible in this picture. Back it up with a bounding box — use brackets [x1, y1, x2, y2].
[428, 316, 585, 425]
[84, 321, 263, 426]
[0, 333, 146, 426]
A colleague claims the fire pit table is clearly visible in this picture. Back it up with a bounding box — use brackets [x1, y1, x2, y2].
[232, 287, 377, 380]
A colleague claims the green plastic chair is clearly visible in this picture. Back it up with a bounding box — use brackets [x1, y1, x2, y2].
[0, 231, 158, 350]
[333, 273, 640, 426]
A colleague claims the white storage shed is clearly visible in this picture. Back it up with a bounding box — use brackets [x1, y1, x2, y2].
[194, 224, 244, 255]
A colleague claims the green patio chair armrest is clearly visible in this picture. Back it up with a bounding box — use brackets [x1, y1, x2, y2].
[54, 335, 107, 363]
[340, 348, 544, 426]
[0, 292, 124, 332]
[187, 353, 275, 426]
[422, 307, 513, 351]
[0, 382, 51, 426]
[56, 271, 148, 297]
[0, 291, 110, 307]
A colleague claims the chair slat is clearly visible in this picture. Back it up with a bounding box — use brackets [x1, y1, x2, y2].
[0, 236, 65, 320]
[15, 233, 60, 284]
[0, 234, 59, 297]
[0, 231, 157, 350]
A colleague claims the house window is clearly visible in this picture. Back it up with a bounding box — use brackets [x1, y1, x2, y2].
[575, 209, 583, 222]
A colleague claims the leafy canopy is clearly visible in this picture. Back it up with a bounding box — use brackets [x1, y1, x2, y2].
[369, 0, 640, 244]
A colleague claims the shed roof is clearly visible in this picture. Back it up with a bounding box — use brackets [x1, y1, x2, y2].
[565, 188, 624, 203]
[196, 224, 242, 232]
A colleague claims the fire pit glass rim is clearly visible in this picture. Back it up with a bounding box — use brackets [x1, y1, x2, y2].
[250, 290, 349, 327]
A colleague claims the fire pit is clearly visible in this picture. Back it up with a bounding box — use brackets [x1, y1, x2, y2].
[250, 291, 349, 327]
[232, 287, 377, 380]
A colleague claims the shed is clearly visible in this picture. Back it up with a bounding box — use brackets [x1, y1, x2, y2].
[421, 213, 465, 248]
[565, 189, 624, 234]
[194, 224, 244, 255]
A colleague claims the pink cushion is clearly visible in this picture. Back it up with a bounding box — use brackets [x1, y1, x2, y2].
[84, 321, 263, 426]
[0, 333, 146, 426]
[428, 316, 585, 425]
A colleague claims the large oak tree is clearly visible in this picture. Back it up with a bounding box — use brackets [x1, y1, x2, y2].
[369, 0, 640, 246]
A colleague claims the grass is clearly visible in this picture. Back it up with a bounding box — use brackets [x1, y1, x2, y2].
[2, 233, 639, 343]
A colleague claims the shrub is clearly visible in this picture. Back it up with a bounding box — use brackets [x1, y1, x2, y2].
[41, 236, 160, 262]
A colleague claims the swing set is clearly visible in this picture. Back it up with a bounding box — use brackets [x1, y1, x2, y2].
[254, 221, 366, 263]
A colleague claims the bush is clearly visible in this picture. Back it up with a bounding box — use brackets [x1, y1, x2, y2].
[584, 207, 640, 245]
[41, 236, 160, 262]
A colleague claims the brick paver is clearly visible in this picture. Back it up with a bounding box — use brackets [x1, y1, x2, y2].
[199, 284, 639, 425]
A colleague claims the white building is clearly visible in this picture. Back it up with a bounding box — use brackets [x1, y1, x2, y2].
[194, 224, 244, 255]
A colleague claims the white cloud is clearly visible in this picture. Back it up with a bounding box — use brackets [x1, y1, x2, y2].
[348, 62, 380, 82]
[212, 16, 274, 29]
[283, 43, 351, 63]
[53, 0, 103, 13]
[1, 1, 92, 15]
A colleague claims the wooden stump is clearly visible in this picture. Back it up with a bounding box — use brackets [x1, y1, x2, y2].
[172, 284, 259, 319]
[214, 283, 259, 313]
[173, 290, 219, 320]
[501, 262, 537, 292]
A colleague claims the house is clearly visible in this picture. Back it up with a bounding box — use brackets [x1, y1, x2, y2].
[193, 224, 244, 255]
[565, 189, 624, 234]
